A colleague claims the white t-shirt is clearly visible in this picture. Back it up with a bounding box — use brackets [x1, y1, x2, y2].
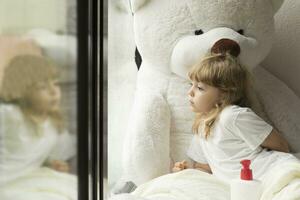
[187, 105, 299, 182]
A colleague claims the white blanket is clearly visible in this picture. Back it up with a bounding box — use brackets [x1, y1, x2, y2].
[261, 162, 300, 200]
[110, 169, 230, 200]
[110, 162, 300, 200]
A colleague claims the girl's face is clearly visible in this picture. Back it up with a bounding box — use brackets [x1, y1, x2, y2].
[25, 79, 61, 114]
[188, 81, 222, 113]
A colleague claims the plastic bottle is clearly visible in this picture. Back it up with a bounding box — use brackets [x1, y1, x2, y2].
[230, 159, 262, 200]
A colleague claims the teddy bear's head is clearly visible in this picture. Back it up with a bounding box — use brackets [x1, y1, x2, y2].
[126, 0, 284, 79]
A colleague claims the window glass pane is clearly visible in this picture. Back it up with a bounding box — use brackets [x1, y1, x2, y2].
[0, 1, 78, 199]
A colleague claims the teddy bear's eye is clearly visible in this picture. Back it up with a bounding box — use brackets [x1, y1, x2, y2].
[237, 29, 244, 35]
[194, 29, 204, 35]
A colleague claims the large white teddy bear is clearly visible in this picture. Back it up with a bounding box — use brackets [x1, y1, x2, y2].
[116, 0, 300, 188]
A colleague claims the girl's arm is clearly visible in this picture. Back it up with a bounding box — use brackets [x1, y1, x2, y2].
[44, 159, 70, 172]
[261, 129, 290, 153]
[193, 162, 212, 174]
[172, 160, 212, 174]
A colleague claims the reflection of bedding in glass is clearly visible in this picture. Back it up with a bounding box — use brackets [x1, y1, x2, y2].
[0, 103, 76, 199]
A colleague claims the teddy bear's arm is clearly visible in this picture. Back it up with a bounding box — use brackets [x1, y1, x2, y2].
[121, 91, 171, 185]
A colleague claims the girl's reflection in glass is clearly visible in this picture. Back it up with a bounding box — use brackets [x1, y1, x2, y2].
[0, 55, 77, 199]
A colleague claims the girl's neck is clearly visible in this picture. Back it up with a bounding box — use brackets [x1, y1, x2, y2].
[22, 107, 48, 124]
[30, 112, 48, 124]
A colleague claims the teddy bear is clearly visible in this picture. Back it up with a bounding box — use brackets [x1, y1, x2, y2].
[111, 0, 300, 189]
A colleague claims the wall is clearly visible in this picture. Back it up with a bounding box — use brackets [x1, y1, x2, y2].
[0, 0, 67, 34]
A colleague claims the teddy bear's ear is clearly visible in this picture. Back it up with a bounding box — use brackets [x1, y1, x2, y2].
[111, 0, 132, 13]
[270, 0, 285, 13]
[129, 0, 150, 13]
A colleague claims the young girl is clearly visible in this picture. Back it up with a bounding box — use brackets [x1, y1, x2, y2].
[172, 52, 299, 182]
[0, 55, 76, 199]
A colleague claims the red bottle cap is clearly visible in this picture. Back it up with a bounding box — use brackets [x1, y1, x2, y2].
[240, 160, 253, 180]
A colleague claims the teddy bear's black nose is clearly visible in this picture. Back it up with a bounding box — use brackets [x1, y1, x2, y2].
[211, 38, 240, 57]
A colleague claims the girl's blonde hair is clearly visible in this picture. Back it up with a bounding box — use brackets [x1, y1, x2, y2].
[0, 55, 64, 132]
[188, 52, 253, 139]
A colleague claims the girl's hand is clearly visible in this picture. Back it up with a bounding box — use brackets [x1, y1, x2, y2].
[193, 162, 212, 174]
[48, 160, 70, 173]
[172, 160, 188, 172]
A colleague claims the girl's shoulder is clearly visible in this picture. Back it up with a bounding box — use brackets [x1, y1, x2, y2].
[219, 105, 252, 125]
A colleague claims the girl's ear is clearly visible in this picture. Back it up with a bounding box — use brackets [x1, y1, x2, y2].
[270, 0, 285, 13]
[218, 92, 227, 105]
[129, 0, 151, 13]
